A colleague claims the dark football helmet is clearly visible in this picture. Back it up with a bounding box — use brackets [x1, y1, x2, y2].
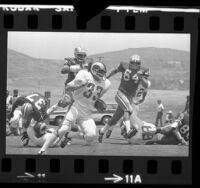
[129, 54, 141, 70]
[74, 47, 87, 62]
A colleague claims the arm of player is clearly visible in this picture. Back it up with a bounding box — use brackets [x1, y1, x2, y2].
[65, 70, 88, 92]
[99, 79, 111, 98]
[61, 64, 81, 74]
[46, 103, 59, 116]
[65, 80, 87, 92]
[106, 68, 119, 79]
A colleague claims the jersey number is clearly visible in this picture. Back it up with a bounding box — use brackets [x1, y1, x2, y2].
[26, 94, 45, 110]
[179, 124, 189, 134]
[83, 83, 103, 100]
[123, 69, 139, 83]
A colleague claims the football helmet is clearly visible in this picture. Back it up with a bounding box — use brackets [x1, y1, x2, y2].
[90, 62, 107, 82]
[74, 47, 87, 62]
[143, 69, 150, 79]
[34, 122, 47, 138]
[129, 54, 141, 70]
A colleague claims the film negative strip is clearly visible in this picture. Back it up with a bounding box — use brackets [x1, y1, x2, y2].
[0, 4, 198, 185]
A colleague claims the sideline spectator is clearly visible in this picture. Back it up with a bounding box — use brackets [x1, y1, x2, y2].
[155, 99, 164, 127]
[165, 110, 174, 124]
[183, 95, 189, 113]
[12, 89, 19, 104]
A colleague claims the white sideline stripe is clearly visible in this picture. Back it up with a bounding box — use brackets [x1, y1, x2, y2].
[0, 5, 199, 13]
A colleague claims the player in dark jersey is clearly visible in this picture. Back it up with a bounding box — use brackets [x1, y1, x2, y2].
[8, 92, 60, 146]
[60, 47, 90, 107]
[98, 54, 150, 143]
[145, 111, 189, 145]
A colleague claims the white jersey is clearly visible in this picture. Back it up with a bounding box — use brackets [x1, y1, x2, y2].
[10, 108, 22, 128]
[70, 69, 111, 117]
[27, 127, 59, 147]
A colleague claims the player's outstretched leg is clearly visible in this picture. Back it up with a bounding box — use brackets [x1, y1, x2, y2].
[105, 128, 113, 138]
[60, 132, 71, 148]
[98, 105, 124, 143]
[38, 123, 71, 155]
[20, 103, 33, 146]
[21, 131, 29, 146]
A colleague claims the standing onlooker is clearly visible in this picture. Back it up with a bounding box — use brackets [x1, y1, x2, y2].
[6, 90, 13, 112]
[155, 99, 164, 127]
[183, 95, 189, 113]
[12, 89, 19, 104]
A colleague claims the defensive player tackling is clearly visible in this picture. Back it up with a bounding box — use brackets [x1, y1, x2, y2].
[98, 54, 150, 143]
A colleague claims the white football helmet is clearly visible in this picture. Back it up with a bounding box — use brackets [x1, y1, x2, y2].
[90, 62, 107, 82]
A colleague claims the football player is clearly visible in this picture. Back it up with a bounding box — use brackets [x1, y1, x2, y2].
[7, 92, 60, 146]
[60, 47, 90, 107]
[98, 55, 150, 143]
[106, 70, 151, 139]
[27, 121, 60, 147]
[38, 62, 111, 154]
[144, 111, 189, 145]
[7, 106, 23, 136]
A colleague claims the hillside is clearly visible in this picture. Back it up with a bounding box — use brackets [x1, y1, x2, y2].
[7, 47, 190, 95]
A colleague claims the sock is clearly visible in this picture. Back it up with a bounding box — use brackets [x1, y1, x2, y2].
[124, 120, 131, 133]
[39, 133, 57, 152]
[101, 124, 111, 134]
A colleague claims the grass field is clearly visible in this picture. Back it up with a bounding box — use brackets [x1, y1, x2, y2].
[6, 126, 188, 156]
[6, 89, 189, 156]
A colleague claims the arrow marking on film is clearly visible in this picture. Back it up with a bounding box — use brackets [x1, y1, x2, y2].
[17, 172, 35, 178]
[104, 174, 123, 183]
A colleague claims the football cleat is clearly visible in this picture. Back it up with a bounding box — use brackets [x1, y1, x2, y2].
[98, 129, 104, 143]
[60, 133, 71, 148]
[21, 132, 29, 146]
[105, 129, 112, 138]
[37, 150, 46, 155]
[126, 127, 138, 139]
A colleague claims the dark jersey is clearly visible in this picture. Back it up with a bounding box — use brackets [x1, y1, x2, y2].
[9, 93, 49, 122]
[177, 112, 189, 142]
[63, 58, 80, 85]
[117, 62, 149, 97]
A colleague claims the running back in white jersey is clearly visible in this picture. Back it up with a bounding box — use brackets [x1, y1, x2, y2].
[70, 69, 111, 117]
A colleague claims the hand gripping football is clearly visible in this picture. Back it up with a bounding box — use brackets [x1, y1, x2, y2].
[94, 98, 107, 112]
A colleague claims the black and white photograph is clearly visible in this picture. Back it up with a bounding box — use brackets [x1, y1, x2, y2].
[6, 32, 190, 156]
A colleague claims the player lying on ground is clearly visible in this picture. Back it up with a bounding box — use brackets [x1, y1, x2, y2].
[27, 121, 60, 147]
[144, 111, 189, 145]
[6, 107, 23, 136]
[7, 92, 61, 146]
[98, 54, 150, 143]
[38, 62, 111, 154]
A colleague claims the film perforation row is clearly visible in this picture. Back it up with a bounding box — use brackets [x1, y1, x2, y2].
[2, 14, 185, 31]
[1, 158, 182, 175]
